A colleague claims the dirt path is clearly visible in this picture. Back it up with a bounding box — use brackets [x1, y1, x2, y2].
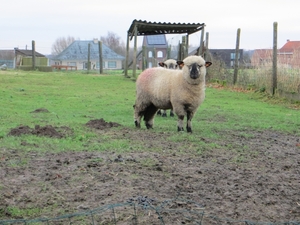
[1, 119, 300, 224]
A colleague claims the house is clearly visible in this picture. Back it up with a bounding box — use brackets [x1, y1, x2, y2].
[14, 48, 48, 68]
[52, 39, 125, 70]
[0, 48, 48, 69]
[251, 49, 273, 67]
[277, 40, 300, 68]
[206, 49, 244, 68]
[251, 40, 300, 68]
[138, 34, 168, 69]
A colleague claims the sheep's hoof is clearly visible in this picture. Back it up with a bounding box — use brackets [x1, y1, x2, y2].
[146, 123, 153, 129]
[157, 110, 162, 115]
[162, 113, 167, 117]
[135, 121, 140, 128]
[177, 127, 184, 132]
[170, 113, 174, 117]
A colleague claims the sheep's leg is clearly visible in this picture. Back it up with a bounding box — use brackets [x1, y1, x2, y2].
[134, 111, 142, 128]
[157, 109, 162, 116]
[134, 103, 146, 128]
[186, 111, 194, 133]
[177, 115, 185, 131]
[143, 104, 158, 129]
[170, 110, 174, 117]
[162, 110, 167, 117]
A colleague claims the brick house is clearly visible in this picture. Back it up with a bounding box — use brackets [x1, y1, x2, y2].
[138, 34, 168, 69]
[277, 40, 300, 68]
[251, 40, 300, 68]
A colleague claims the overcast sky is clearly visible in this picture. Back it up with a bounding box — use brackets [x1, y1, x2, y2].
[1, 0, 299, 54]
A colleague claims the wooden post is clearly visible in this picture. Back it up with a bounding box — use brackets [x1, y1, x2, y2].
[177, 41, 181, 60]
[154, 48, 157, 67]
[233, 28, 241, 85]
[185, 34, 189, 58]
[98, 41, 103, 74]
[142, 46, 146, 71]
[167, 45, 171, 59]
[182, 36, 186, 59]
[132, 26, 138, 78]
[198, 26, 205, 56]
[87, 43, 91, 73]
[32, 40, 36, 70]
[272, 22, 278, 96]
[125, 32, 130, 77]
[204, 32, 209, 61]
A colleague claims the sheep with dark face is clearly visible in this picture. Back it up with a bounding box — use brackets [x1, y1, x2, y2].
[134, 55, 212, 132]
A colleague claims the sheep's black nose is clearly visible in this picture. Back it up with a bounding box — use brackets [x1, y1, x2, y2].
[190, 63, 199, 79]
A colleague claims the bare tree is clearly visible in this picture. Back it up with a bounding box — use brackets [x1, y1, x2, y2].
[51, 36, 76, 55]
[100, 31, 126, 56]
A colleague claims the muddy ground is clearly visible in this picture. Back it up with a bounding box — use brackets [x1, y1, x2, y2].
[0, 117, 300, 224]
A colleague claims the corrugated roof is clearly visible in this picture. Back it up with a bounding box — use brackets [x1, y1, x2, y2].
[128, 19, 205, 37]
[54, 40, 125, 60]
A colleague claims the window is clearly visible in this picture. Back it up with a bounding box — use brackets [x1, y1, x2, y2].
[157, 51, 163, 58]
[231, 53, 240, 60]
[108, 61, 117, 68]
[96, 62, 105, 69]
[148, 51, 153, 58]
[68, 62, 76, 66]
[148, 62, 152, 68]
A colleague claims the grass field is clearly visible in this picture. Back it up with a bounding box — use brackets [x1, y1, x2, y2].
[0, 69, 299, 153]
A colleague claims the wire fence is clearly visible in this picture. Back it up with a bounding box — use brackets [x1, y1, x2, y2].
[1, 196, 299, 225]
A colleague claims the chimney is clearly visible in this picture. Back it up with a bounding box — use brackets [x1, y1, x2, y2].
[287, 39, 290, 42]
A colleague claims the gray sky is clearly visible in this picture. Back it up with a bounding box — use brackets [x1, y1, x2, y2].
[1, 0, 299, 54]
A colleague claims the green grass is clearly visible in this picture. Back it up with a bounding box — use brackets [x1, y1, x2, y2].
[0, 69, 299, 154]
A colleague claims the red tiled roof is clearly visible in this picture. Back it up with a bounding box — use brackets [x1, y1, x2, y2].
[279, 41, 300, 53]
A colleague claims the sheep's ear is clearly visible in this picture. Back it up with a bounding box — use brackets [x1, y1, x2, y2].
[158, 62, 165, 67]
[205, 62, 212, 67]
[177, 61, 184, 69]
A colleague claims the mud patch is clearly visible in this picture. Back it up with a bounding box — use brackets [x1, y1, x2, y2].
[30, 108, 50, 113]
[1, 122, 300, 223]
[7, 125, 71, 138]
[86, 118, 121, 129]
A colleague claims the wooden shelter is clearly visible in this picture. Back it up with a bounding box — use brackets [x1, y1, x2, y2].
[125, 19, 206, 78]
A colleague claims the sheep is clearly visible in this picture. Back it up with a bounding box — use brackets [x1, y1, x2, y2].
[134, 55, 212, 132]
[156, 59, 179, 117]
[158, 59, 179, 70]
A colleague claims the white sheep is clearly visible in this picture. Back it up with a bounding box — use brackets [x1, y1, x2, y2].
[158, 59, 179, 70]
[134, 55, 212, 132]
[156, 59, 179, 117]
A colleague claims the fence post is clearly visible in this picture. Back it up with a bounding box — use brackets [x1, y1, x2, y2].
[233, 28, 241, 85]
[272, 22, 278, 95]
[98, 41, 103, 74]
[32, 40, 36, 70]
[87, 43, 91, 73]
